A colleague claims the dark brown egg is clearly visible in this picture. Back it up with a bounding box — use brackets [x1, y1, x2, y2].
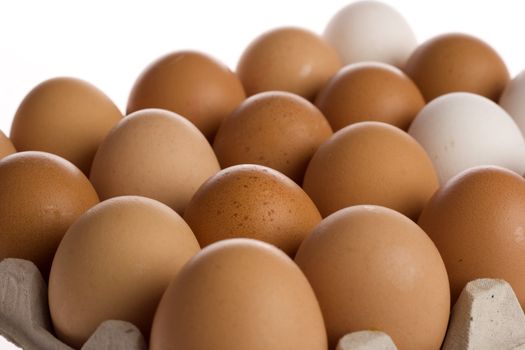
[405, 33, 510, 102]
[237, 27, 342, 101]
[127, 51, 246, 140]
[418, 166, 525, 306]
[0, 151, 99, 277]
[315, 62, 424, 131]
[213, 91, 332, 183]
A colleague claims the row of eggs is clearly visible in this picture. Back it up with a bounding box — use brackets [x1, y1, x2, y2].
[1, 1, 525, 349]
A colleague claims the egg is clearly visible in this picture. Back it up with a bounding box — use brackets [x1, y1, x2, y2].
[303, 121, 438, 219]
[236, 27, 341, 101]
[0, 130, 16, 160]
[405, 33, 510, 102]
[324, 1, 417, 67]
[49, 196, 200, 348]
[89, 108, 220, 214]
[408, 92, 525, 184]
[127, 51, 245, 140]
[10, 77, 123, 174]
[295, 205, 450, 349]
[418, 166, 525, 306]
[0, 151, 99, 277]
[500, 70, 525, 137]
[150, 238, 327, 350]
[213, 91, 333, 183]
[315, 62, 424, 131]
[183, 164, 321, 256]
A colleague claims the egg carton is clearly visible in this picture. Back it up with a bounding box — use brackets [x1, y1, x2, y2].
[2, 258, 525, 350]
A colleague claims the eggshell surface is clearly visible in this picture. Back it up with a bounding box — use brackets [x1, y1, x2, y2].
[89, 108, 220, 214]
[10, 77, 123, 174]
[500, 70, 525, 137]
[303, 121, 438, 219]
[183, 164, 321, 256]
[127, 51, 245, 140]
[150, 238, 327, 350]
[315, 62, 424, 131]
[323, 1, 417, 67]
[295, 205, 450, 349]
[49, 196, 200, 349]
[418, 166, 525, 306]
[237, 27, 341, 101]
[213, 91, 332, 183]
[408, 92, 525, 184]
[0, 151, 99, 277]
[0, 130, 16, 160]
[405, 33, 510, 102]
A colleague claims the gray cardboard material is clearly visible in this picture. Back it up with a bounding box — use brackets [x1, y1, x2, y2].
[0, 258, 146, 350]
[442, 278, 525, 350]
[336, 330, 397, 350]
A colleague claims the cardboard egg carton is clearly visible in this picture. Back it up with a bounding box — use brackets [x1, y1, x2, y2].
[2, 258, 525, 350]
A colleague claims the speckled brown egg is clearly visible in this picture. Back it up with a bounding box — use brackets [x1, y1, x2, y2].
[49, 196, 200, 349]
[418, 166, 525, 306]
[404, 33, 510, 102]
[295, 205, 450, 349]
[183, 164, 321, 256]
[0, 130, 16, 160]
[237, 27, 342, 101]
[0, 151, 99, 277]
[10, 77, 123, 174]
[150, 238, 327, 350]
[89, 108, 220, 214]
[213, 91, 332, 183]
[315, 62, 425, 131]
[303, 121, 438, 219]
[127, 51, 246, 140]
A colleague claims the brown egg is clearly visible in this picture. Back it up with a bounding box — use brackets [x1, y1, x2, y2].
[89, 108, 220, 214]
[0, 130, 16, 160]
[315, 62, 425, 131]
[303, 121, 438, 219]
[127, 51, 246, 140]
[418, 166, 525, 306]
[237, 27, 342, 101]
[404, 33, 510, 102]
[295, 205, 450, 349]
[213, 91, 333, 183]
[183, 164, 321, 256]
[10, 77, 123, 174]
[49, 196, 200, 348]
[150, 238, 327, 350]
[0, 151, 99, 277]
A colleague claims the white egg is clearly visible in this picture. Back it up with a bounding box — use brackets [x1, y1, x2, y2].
[500, 70, 525, 137]
[408, 92, 525, 184]
[323, 1, 417, 67]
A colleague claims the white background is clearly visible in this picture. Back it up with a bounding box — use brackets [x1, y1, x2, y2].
[0, 0, 524, 349]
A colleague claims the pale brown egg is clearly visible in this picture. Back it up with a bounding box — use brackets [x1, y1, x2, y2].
[303, 121, 438, 219]
[418, 166, 525, 306]
[315, 62, 425, 131]
[0, 151, 99, 277]
[127, 51, 246, 140]
[0, 130, 16, 160]
[213, 91, 333, 183]
[89, 108, 220, 214]
[150, 238, 327, 350]
[183, 164, 321, 256]
[10, 77, 123, 174]
[295, 205, 450, 349]
[237, 27, 342, 101]
[49, 196, 200, 348]
[404, 33, 510, 102]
